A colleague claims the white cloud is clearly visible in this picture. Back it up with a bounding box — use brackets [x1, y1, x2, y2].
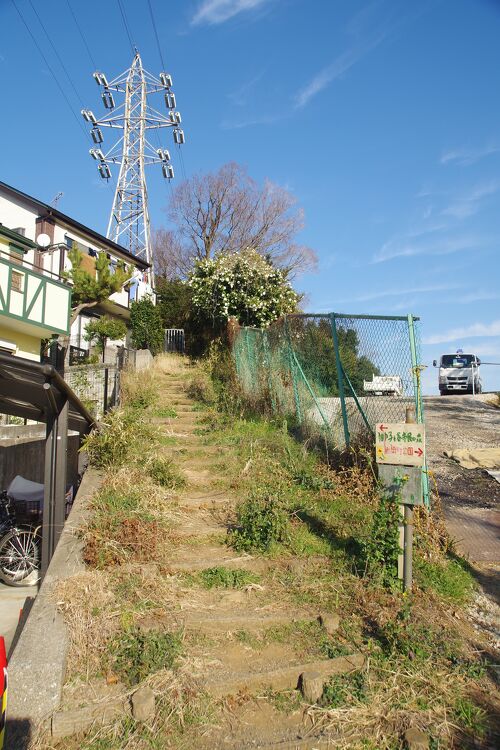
[294, 4, 421, 109]
[440, 144, 500, 166]
[452, 290, 500, 304]
[220, 112, 282, 129]
[294, 35, 385, 108]
[191, 0, 271, 26]
[227, 71, 265, 106]
[424, 320, 500, 345]
[373, 233, 486, 263]
[441, 180, 499, 219]
[336, 282, 461, 304]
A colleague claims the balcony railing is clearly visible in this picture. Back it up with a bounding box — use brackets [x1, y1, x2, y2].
[0, 252, 71, 336]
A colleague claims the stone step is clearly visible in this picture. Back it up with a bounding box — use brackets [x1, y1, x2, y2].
[178, 494, 234, 510]
[164, 444, 221, 456]
[174, 523, 225, 538]
[253, 736, 340, 749]
[182, 467, 214, 485]
[182, 610, 310, 634]
[204, 653, 364, 697]
[177, 489, 235, 507]
[168, 548, 267, 574]
[194, 700, 343, 750]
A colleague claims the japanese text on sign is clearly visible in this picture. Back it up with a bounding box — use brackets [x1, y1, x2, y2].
[375, 423, 425, 467]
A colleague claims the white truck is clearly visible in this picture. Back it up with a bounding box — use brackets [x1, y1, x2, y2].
[433, 350, 482, 395]
[363, 375, 403, 397]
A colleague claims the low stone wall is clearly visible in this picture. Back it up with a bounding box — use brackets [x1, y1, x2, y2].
[6, 469, 103, 749]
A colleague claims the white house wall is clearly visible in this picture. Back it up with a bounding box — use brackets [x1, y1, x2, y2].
[0, 194, 38, 242]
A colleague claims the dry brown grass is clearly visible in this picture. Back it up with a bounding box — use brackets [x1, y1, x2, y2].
[55, 570, 119, 680]
[153, 353, 189, 376]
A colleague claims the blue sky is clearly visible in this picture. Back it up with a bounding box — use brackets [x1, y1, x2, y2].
[1, 0, 500, 393]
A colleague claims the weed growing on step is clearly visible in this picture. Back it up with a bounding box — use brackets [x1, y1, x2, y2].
[108, 627, 183, 685]
[320, 670, 368, 707]
[151, 405, 178, 418]
[186, 372, 215, 404]
[147, 457, 185, 489]
[198, 566, 260, 588]
[264, 688, 303, 714]
[229, 490, 290, 552]
[121, 369, 157, 409]
[82, 409, 158, 468]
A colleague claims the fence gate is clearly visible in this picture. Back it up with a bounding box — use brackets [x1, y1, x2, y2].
[164, 328, 185, 353]
[233, 312, 429, 506]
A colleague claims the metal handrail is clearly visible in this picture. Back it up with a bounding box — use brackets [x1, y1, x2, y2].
[0, 247, 67, 283]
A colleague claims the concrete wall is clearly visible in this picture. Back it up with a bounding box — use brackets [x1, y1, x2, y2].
[0, 425, 80, 490]
[131, 348, 154, 371]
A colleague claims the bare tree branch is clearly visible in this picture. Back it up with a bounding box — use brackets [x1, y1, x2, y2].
[155, 162, 317, 278]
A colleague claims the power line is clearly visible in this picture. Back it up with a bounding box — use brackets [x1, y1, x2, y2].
[65, 0, 97, 70]
[146, 0, 165, 70]
[117, 0, 135, 54]
[10, 0, 89, 142]
[27, 0, 85, 110]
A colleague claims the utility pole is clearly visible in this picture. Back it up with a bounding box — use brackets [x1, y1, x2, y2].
[82, 51, 185, 279]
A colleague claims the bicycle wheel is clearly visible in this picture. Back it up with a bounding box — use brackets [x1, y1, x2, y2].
[0, 526, 41, 586]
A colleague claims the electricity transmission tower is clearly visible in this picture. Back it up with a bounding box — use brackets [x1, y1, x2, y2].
[82, 51, 185, 270]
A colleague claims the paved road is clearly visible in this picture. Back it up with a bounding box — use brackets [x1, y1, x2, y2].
[0, 580, 35, 656]
[424, 394, 500, 567]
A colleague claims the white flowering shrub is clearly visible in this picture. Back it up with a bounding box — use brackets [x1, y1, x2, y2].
[189, 249, 299, 328]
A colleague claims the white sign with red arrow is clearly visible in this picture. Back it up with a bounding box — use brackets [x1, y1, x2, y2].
[375, 422, 425, 467]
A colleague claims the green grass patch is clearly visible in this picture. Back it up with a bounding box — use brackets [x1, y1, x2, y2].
[108, 628, 183, 685]
[229, 490, 290, 552]
[152, 405, 178, 418]
[198, 566, 260, 588]
[415, 557, 475, 603]
[320, 670, 368, 707]
[147, 457, 185, 489]
[454, 697, 487, 737]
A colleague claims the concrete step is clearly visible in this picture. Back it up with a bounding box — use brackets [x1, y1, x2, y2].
[204, 653, 364, 697]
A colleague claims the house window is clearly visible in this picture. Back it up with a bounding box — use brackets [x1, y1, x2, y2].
[65, 235, 74, 249]
[11, 270, 24, 293]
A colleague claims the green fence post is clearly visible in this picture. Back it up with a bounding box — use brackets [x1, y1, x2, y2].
[407, 314, 430, 507]
[262, 330, 276, 413]
[341, 364, 373, 435]
[284, 316, 302, 423]
[330, 313, 350, 448]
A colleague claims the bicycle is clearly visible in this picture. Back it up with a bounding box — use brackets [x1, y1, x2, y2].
[0, 476, 43, 587]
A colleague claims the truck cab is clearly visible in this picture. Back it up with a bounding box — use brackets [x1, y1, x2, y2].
[433, 351, 482, 395]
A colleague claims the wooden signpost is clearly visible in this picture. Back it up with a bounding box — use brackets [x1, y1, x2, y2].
[376, 420, 425, 591]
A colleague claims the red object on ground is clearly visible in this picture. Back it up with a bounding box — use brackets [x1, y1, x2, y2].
[0, 637, 6, 695]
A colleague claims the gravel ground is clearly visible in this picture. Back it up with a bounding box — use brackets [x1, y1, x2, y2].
[424, 394, 500, 511]
[424, 394, 500, 628]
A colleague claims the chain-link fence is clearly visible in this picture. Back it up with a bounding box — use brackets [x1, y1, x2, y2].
[233, 312, 424, 449]
[65, 363, 121, 419]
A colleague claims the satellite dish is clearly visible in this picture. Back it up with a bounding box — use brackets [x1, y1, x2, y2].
[36, 233, 51, 248]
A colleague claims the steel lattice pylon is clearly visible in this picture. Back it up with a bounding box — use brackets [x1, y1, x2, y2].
[82, 51, 185, 270]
